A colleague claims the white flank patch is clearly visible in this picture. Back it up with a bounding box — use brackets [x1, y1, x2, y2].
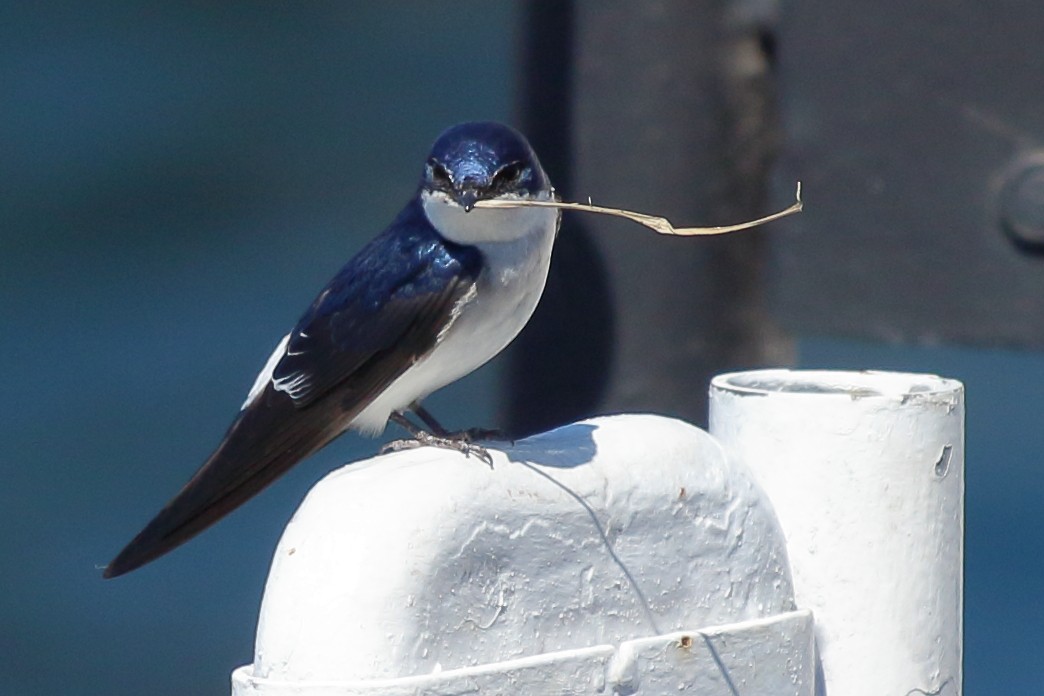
[242, 333, 291, 410]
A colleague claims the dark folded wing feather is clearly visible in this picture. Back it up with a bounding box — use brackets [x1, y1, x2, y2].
[104, 203, 482, 577]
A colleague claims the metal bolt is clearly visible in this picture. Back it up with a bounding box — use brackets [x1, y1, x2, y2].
[1000, 160, 1044, 253]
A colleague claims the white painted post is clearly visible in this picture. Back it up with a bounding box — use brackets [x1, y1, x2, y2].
[709, 369, 964, 696]
[231, 414, 815, 695]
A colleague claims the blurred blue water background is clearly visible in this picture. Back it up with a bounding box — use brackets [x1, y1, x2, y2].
[1, 3, 1039, 694]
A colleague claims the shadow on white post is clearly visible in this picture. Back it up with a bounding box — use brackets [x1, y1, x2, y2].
[231, 414, 814, 695]
[710, 370, 964, 696]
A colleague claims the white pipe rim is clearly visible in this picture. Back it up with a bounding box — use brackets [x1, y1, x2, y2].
[710, 369, 963, 399]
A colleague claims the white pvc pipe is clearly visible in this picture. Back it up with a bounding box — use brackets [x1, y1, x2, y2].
[709, 369, 964, 696]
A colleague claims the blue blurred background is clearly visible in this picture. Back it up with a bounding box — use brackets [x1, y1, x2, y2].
[1, 3, 1040, 694]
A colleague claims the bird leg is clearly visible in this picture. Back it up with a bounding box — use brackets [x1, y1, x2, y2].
[381, 409, 495, 467]
[404, 404, 449, 436]
[410, 403, 504, 442]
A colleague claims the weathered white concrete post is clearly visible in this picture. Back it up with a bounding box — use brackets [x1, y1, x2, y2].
[231, 414, 814, 695]
[709, 369, 964, 696]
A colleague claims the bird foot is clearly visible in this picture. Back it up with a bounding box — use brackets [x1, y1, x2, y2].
[381, 431, 495, 467]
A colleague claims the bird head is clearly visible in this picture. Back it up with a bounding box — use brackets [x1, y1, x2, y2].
[421, 122, 551, 212]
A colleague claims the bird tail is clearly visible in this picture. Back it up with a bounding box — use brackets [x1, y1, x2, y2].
[103, 388, 345, 578]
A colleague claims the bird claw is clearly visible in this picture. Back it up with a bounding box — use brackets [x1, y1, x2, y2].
[380, 432, 495, 468]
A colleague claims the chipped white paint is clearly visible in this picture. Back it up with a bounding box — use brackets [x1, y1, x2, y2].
[230, 414, 808, 694]
[710, 369, 964, 696]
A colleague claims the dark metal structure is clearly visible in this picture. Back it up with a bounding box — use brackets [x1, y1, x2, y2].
[507, 0, 787, 434]
[507, 0, 1044, 435]
[774, 0, 1044, 347]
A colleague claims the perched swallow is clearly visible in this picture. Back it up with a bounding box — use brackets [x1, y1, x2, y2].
[104, 122, 560, 578]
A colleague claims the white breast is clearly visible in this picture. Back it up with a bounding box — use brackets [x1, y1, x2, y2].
[349, 196, 559, 434]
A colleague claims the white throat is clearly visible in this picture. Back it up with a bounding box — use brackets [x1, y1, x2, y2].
[421, 190, 557, 245]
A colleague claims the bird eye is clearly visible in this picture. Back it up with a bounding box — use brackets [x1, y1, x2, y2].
[492, 161, 525, 190]
[429, 160, 453, 188]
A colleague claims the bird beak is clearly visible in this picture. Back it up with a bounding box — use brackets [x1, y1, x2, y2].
[454, 189, 480, 213]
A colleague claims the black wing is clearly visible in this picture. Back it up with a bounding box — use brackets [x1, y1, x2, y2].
[104, 202, 482, 577]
